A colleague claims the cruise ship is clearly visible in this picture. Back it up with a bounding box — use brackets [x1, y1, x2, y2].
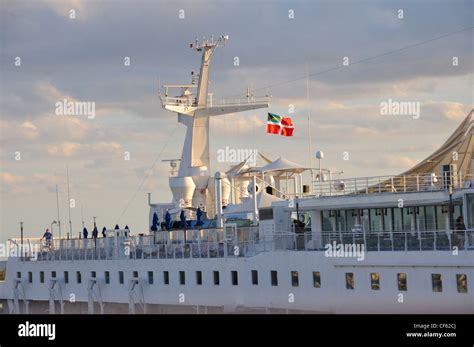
[0, 35, 472, 314]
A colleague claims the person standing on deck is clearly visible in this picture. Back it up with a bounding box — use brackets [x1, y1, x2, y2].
[40, 228, 53, 249]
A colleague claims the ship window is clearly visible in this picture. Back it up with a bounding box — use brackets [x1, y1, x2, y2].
[105, 271, 110, 284]
[382, 208, 391, 231]
[313, 271, 321, 288]
[64, 271, 69, 284]
[51, 271, 56, 278]
[148, 271, 154, 285]
[416, 206, 427, 231]
[179, 271, 185, 285]
[397, 273, 407, 291]
[163, 271, 169, 285]
[335, 211, 346, 232]
[291, 271, 299, 287]
[370, 273, 380, 290]
[76, 271, 81, 284]
[436, 205, 447, 230]
[28, 272, 32, 283]
[453, 205, 463, 224]
[403, 208, 413, 230]
[369, 209, 381, 231]
[321, 211, 333, 231]
[231, 271, 238, 285]
[432, 274, 442, 292]
[251, 270, 258, 285]
[467, 194, 474, 229]
[196, 271, 202, 285]
[271, 270, 278, 286]
[119, 271, 124, 284]
[91, 271, 96, 278]
[425, 206, 436, 230]
[457, 274, 467, 293]
[345, 273, 354, 290]
[213, 271, 220, 285]
[40, 271, 45, 283]
[133, 271, 138, 278]
[393, 208, 403, 231]
[16, 272, 21, 279]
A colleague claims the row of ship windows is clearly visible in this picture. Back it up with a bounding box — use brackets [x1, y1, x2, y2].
[17, 270, 468, 293]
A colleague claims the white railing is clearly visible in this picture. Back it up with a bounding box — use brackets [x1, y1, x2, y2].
[312, 172, 473, 197]
[8, 227, 472, 263]
[161, 95, 269, 107]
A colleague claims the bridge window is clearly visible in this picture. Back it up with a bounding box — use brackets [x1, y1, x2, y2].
[213, 271, 220, 285]
[313, 271, 321, 288]
[231, 271, 238, 285]
[370, 273, 380, 290]
[28, 272, 32, 283]
[91, 271, 96, 278]
[432, 274, 442, 292]
[16, 272, 21, 279]
[179, 271, 185, 285]
[51, 271, 56, 278]
[291, 271, 299, 287]
[76, 271, 81, 284]
[119, 271, 124, 284]
[148, 271, 154, 285]
[271, 270, 278, 286]
[64, 271, 69, 284]
[40, 271, 44, 283]
[457, 274, 467, 293]
[133, 271, 138, 278]
[105, 271, 110, 284]
[397, 273, 407, 291]
[196, 271, 202, 285]
[251, 270, 258, 285]
[345, 273, 354, 290]
[163, 271, 169, 285]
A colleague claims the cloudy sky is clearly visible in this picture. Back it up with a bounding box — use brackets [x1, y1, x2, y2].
[0, 0, 472, 244]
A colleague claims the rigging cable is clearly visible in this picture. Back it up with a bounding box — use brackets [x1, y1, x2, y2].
[221, 25, 474, 100]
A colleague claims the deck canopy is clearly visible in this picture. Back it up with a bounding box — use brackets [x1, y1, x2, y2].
[259, 157, 310, 177]
[401, 109, 473, 177]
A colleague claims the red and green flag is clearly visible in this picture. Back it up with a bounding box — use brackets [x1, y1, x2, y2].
[266, 112, 294, 136]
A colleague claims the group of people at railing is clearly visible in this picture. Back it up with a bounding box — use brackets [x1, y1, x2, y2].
[39, 224, 131, 251]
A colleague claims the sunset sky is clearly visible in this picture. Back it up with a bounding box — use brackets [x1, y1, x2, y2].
[0, 0, 472, 244]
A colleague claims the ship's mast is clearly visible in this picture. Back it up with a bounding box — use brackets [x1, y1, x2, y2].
[160, 35, 270, 210]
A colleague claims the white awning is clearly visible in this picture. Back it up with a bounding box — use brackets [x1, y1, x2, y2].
[260, 157, 310, 176]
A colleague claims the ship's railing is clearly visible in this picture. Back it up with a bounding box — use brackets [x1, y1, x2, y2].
[161, 95, 269, 107]
[274, 229, 474, 252]
[8, 228, 472, 262]
[311, 172, 473, 197]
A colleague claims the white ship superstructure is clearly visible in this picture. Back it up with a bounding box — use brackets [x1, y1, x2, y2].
[0, 36, 473, 314]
